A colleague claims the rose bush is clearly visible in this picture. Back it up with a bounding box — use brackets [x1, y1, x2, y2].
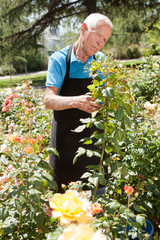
[0, 82, 57, 239]
[0, 53, 159, 239]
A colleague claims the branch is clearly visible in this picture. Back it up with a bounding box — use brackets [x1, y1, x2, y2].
[4, 0, 85, 42]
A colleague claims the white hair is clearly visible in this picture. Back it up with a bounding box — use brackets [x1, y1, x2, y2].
[83, 13, 113, 30]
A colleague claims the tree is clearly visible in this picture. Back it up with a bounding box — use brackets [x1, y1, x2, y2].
[0, 0, 159, 72]
[143, 18, 160, 56]
[1, 0, 159, 48]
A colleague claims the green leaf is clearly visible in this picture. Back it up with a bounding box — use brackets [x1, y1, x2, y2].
[124, 115, 131, 127]
[95, 138, 105, 145]
[87, 84, 95, 91]
[94, 121, 104, 129]
[80, 118, 92, 124]
[93, 79, 100, 86]
[123, 103, 132, 112]
[114, 129, 121, 140]
[46, 232, 55, 240]
[136, 215, 146, 227]
[81, 172, 92, 179]
[73, 147, 86, 164]
[48, 147, 59, 156]
[114, 129, 126, 141]
[72, 124, 86, 133]
[84, 139, 93, 145]
[112, 139, 121, 153]
[115, 106, 124, 120]
[121, 166, 128, 178]
[94, 75, 102, 81]
[42, 172, 53, 181]
[28, 189, 41, 195]
[46, 227, 62, 240]
[0, 207, 9, 221]
[35, 212, 44, 228]
[15, 199, 22, 211]
[103, 87, 114, 98]
[86, 149, 94, 157]
[33, 179, 43, 191]
[106, 201, 120, 210]
[88, 176, 99, 187]
[133, 205, 141, 213]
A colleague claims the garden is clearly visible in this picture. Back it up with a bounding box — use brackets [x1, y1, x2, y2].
[0, 54, 160, 240]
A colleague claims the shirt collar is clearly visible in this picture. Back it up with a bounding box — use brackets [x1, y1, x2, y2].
[70, 42, 94, 64]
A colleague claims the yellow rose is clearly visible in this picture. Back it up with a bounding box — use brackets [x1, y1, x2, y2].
[49, 190, 93, 224]
[58, 224, 107, 240]
[153, 63, 159, 69]
[152, 73, 157, 77]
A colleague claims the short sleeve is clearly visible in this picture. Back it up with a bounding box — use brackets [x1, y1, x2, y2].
[46, 54, 66, 93]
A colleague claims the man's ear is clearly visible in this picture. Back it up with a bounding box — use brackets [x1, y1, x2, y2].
[81, 23, 88, 33]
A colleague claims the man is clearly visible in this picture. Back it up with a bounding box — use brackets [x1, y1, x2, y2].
[44, 13, 112, 192]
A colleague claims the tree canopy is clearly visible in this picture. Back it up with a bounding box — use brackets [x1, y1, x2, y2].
[1, 0, 160, 48]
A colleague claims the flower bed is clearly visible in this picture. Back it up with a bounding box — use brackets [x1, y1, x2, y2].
[0, 55, 160, 239]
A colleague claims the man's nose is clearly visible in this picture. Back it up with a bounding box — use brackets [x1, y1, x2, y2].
[97, 36, 104, 46]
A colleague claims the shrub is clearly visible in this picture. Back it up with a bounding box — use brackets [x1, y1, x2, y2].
[0, 82, 57, 239]
[127, 47, 141, 59]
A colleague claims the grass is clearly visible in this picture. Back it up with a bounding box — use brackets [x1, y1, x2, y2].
[0, 55, 159, 88]
[0, 73, 47, 88]
[121, 55, 160, 67]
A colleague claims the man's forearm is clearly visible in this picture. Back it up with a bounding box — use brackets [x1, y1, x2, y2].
[44, 94, 77, 110]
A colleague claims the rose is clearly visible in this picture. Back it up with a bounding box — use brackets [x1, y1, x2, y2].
[30, 138, 36, 145]
[24, 146, 33, 154]
[88, 202, 103, 215]
[144, 101, 157, 111]
[124, 185, 134, 195]
[25, 108, 31, 114]
[58, 224, 106, 240]
[49, 190, 93, 224]
[8, 134, 21, 143]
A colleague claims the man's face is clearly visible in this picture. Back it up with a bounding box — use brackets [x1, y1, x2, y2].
[81, 20, 112, 56]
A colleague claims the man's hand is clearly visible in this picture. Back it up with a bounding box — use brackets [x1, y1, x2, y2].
[75, 95, 102, 113]
[44, 87, 102, 113]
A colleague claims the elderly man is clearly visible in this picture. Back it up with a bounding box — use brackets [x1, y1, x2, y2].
[44, 13, 112, 192]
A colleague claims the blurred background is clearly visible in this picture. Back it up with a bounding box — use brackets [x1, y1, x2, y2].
[0, 0, 159, 76]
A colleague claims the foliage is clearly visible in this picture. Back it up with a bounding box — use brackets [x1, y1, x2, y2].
[143, 19, 160, 56]
[73, 57, 133, 197]
[0, 82, 57, 239]
[0, 53, 159, 238]
[0, 0, 160, 63]
[130, 58, 160, 101]
[127, 47, 141, 59]
[70, 56, 159, 238]
[0, 64, 16, 76]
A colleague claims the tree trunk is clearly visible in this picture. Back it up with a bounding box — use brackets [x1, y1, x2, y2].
[83, 0, 97, 14]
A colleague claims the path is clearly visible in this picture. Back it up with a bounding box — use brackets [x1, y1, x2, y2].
[0, 70, 47, 80]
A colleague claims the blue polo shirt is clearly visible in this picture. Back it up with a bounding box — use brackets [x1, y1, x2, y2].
[46, 44, 105, 94]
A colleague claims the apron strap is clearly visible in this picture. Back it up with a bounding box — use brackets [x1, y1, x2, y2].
[65, 45, 72, 79]
[65, 45, 96, 79]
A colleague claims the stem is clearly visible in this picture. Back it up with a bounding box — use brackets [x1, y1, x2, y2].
[93, 140, 106, 200]
[93, 100, 107, 200]
[125, 195, 130, 239]
[17, 209, 22, 235]
[133, 101, 137, 132]
[17, 155, 24, 235]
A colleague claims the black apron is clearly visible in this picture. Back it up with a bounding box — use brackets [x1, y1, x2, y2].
[49, 45, 103, 192]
